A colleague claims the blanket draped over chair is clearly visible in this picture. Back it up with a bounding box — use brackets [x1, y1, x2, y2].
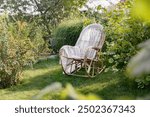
[59, 23, 105, 77]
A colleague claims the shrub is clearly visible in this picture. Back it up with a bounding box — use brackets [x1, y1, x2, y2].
[97, 1, 150, 87]
[0, 15, 47, 88]
[52, 18, 92, 53]
[98, 1, 150, 71]
[126, 0, 150, 88]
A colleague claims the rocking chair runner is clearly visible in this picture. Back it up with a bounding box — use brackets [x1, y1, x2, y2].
[59, 23, 105, 77]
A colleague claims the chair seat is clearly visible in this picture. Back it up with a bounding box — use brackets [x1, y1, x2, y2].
[67, 55, 84, 60]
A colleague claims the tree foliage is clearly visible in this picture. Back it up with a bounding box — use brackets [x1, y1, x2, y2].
[0, 0, 87, 36]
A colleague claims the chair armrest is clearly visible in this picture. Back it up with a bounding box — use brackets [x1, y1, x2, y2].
[84, 46, 101, 60]
[86, 46, 101, 51]
[91, 47, 101, 51]
[59, 45, 80, 58]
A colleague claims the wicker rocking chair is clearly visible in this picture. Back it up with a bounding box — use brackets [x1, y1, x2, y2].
[59, 23, 105, 77]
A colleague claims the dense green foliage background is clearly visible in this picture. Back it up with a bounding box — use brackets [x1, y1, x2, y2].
[100, 1, 150, 71]
[52, 18, 92, 52]
[0, 15, 48, 88]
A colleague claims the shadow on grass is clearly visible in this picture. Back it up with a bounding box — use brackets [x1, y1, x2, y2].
[7, 59, 92, 92]
[3, 58, 150, 99]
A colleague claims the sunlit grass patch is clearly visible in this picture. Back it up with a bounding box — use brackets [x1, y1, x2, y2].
[0, 58, 150, 100]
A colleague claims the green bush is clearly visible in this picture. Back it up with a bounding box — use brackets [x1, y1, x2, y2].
[52, 18, 92, 53]
[126, 0, 150, 88]
[0, 15, 47, 88]
[98, 1, 150, 71]
[82, 0, 150, 87]
[93, 0, 150, 87]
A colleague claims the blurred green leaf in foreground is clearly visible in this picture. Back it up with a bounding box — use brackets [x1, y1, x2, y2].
[127, 0, 150, 87]
[133, 0, 150, 21]
[34, 82, 100, 100]
[127, 40, 150, 76]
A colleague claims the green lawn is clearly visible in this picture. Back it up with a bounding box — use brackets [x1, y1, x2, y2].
[0, 57, 150, 100]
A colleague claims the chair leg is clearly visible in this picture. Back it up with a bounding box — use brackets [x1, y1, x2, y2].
[61, 56, 104, 78]
[84, 59, 104, 78]
[92, 61, 95, 77]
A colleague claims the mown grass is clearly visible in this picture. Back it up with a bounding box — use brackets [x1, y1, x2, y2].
[0, 57, 150, 100]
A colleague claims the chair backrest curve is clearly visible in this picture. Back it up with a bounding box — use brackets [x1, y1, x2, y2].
[75, 23, 105, 50]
